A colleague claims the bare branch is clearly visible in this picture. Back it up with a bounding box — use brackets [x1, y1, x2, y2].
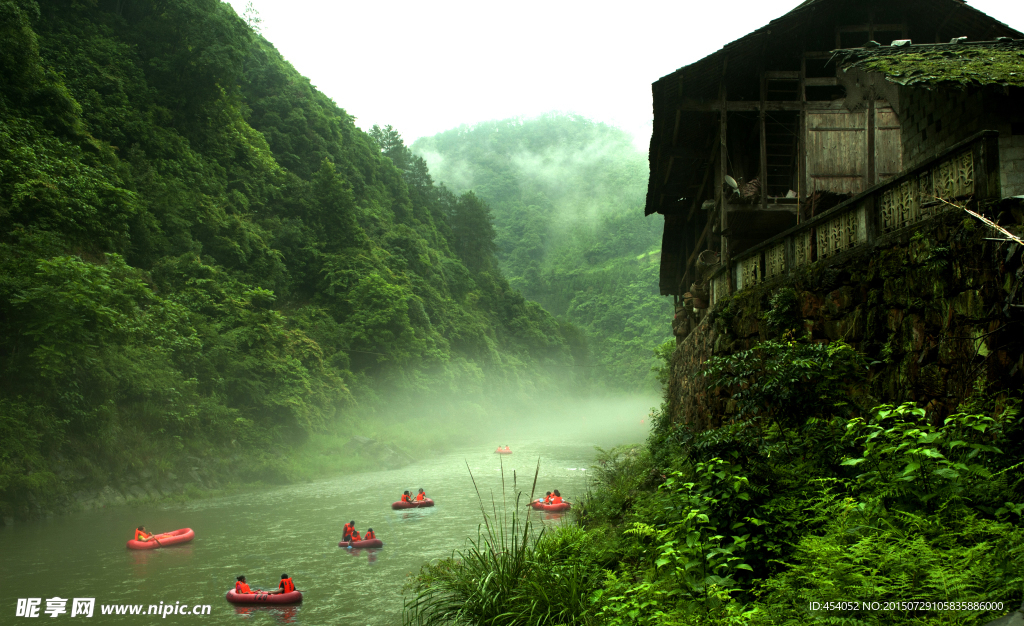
[933, 196, 1023, 246]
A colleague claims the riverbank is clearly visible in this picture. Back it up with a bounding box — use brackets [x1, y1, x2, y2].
[3, 395, 657, 524]
[4, 424, 485, 524]
[2, 435, 406, 525]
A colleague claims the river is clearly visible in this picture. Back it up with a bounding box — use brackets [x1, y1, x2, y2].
[0, 416, 647, 625]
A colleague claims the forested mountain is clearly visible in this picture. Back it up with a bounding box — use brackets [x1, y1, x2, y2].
[0, 0, 581, 516]
[413, 116, 672, 391]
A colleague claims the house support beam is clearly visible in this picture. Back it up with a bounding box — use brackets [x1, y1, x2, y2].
[678, 99, 852, 112]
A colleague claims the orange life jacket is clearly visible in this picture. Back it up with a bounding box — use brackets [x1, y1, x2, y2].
[551, 495, 563, 504]
[134, 529, 151, 541]
[351, 530, 362, 542]
[365, 530, 376, 539]
[279, 578, 295, 594]
[343, 523, 354, 539]
[236, 581, 252, 594]
[415, 492, 425, 501]
[401, 494, 411, 502]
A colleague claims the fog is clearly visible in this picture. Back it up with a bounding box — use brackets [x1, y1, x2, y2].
[342, 372, 658, 459]
[413, 113, 648, 235]
[481, 393, 656, 447]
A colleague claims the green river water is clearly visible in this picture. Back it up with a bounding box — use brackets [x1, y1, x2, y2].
[1, 419, 647, 625]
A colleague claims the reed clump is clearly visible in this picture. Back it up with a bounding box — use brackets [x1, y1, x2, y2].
[404, 460, 601, 626]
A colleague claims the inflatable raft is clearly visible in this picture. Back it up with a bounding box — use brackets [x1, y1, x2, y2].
[530, 501, 571, 513]
[127, 528, 195, 550]
[392, 498, 434, 509]
[339, 538, 384, 549]
[225, 590, 302, 604]
[494, 448, 512, 455]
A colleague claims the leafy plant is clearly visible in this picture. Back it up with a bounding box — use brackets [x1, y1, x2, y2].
[404, 461, 599, 626]
[704, 336, 870, 431]
[761, 287, 801, 336]
[842, 403, 1010, 513]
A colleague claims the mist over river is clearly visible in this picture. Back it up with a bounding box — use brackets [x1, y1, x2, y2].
[1, 406, 649, 625]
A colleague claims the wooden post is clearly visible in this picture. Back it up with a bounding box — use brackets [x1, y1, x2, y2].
[719, 57, 729, 291]
[759, 34, 768, 212]
[760, 72, 768, 212]
[866, 12, 876, 190]
[867, 98, 876, 186]
[798, 50, 807, 222]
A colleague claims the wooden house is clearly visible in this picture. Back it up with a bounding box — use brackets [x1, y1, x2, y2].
[647, 0, 1023, 304]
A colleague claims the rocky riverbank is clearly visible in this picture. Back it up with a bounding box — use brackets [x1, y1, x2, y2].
[2, 437, 417, 525]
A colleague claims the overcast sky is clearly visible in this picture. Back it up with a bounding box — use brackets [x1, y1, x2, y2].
[224, 0, 1024, 150]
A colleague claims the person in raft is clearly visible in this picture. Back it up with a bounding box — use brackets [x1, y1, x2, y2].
[134, 526, 154, 542]
[536, 491, 552, 504]
[269, 574, 295, 595]
[235, 576, 254, 594]
[400, 490, 412, 503]
[415, 488, 427, 501]
[550, 490, 564, 504]
[343, 520, 357, 541]
[365, 528, 376, 540]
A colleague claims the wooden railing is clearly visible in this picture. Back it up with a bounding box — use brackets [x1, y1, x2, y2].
[707, 130, 1001, 304]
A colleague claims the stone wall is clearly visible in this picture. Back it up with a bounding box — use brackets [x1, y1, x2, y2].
[901, 87, 987, 169]
[665, 204, 1024, 431]
[899, 86, 1024, 196]
[1000, 132, 1024, 197]
[899, 87, 987, 169]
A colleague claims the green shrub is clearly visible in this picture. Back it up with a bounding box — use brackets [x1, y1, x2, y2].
[405, 464, 601, 626]
[744, 500, 1024, 625]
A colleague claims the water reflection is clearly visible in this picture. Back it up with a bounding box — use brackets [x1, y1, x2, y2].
[343, 548, 381, 565]
[395, 507, 438, 522]
[128, 543, 194, 577]
[232, 604, 300, 623]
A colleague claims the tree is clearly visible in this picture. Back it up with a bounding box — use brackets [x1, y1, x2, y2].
[243, 1, 262, 34]
[369, 124, 406, 160]
[448, 192, 497, 273]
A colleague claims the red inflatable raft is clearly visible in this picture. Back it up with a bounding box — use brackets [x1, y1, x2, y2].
[530, 501, 571, 513]
[494, 448, 512, 454]
[339, 538, 384, 549]
[225, 590, 302, 604]
[391, 498, 434, 509]
[126, 528, 195, 550]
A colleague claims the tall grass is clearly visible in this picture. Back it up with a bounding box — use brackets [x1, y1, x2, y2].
[404, 458, 599, 626]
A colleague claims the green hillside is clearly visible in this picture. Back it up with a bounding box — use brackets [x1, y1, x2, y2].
[0, 0, 580, 517]
[412, 115, 672, 391]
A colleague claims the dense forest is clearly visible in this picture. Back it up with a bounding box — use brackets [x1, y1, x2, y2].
[0, 0, 593, 517]
[413, 117, 672, 392]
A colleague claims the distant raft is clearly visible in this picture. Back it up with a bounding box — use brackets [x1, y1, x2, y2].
[494, 448, 513, 455]
[392, 498, 434, 510]
[126, 528, 195, 550]
[338, 538, 384, 549]
[225, 590, 302, 604]
[530, 501, 571, 513]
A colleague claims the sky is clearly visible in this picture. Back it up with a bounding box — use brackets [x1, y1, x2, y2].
[224, 0, 1024, 151]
